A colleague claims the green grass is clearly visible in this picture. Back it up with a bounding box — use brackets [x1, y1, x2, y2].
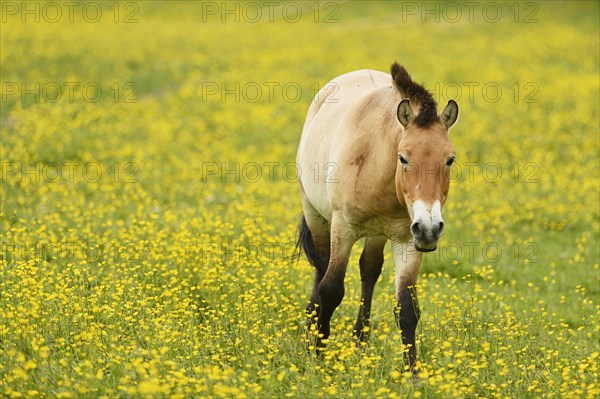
[1, 1, 599, 398]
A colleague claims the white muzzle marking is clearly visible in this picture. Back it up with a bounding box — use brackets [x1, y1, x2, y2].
[410, 200, 444, 250]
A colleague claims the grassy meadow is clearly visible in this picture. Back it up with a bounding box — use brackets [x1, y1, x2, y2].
[1, 1, 599, 398]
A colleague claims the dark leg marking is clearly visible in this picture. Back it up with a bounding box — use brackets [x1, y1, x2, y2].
[394, 286, 421, 372]
[353, 238, 385, 344]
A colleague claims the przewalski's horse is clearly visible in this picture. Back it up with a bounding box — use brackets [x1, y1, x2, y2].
[296, 63, 458, 371]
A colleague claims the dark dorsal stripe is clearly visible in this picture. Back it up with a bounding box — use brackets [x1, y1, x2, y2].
[391, 62, 438, 127]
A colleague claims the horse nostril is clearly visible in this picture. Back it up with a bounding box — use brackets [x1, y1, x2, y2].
[410, 222, 421, 237]
[438, 221, 444, 235]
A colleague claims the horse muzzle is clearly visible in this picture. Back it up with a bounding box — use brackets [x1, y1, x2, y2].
[410, 220, 444, 252]
[414, 241, 438, 252]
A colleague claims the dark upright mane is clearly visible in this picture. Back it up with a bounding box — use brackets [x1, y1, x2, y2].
[391, 62, 438, 127]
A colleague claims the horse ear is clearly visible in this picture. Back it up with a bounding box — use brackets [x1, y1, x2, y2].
[440, 100, 459, 129]
[397, 99, 414, 127]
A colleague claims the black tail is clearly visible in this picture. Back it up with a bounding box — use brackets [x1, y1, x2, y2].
[295, 215, 326, 275]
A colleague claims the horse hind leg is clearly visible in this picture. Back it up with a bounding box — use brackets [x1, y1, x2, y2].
[297, 203, 330, 321]
[353, 236, 386, 345]
[315, 212, 357, 347]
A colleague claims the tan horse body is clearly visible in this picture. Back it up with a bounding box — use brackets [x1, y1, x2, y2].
[298, 69, 410, 238]
[296, 64, 458, 370]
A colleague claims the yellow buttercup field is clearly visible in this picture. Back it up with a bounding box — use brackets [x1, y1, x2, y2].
[1, 1, 598, 398]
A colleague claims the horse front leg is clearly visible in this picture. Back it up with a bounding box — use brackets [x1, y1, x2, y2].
[392, 241, 423, 373]
[316, 213, 357, 349]
[353, 236, 386, 345]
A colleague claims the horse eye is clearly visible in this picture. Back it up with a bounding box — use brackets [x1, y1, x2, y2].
[399, 155, 408, 165]
[446, 157, 455, 167]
